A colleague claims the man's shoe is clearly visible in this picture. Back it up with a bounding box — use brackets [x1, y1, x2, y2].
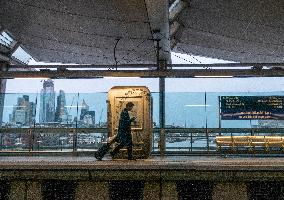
[110, 151, 115, 158]
[94, 153, 102, 161]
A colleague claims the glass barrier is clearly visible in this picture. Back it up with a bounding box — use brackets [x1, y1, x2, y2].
[32, 131, 73, 152]
[0, 92, 283, 153]
[152, 131, 160, 152]
[164, 131, 216, 152]
[77, 132, 107, 151]
[165, 92, 284, 129]
[0, 131, 30, 151]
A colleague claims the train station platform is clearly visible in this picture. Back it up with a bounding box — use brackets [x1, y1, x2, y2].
[1, 155, 284, 199]
[1, 155, 284, 171]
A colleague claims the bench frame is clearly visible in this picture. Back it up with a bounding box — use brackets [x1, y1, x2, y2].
[216, 136, 284, 154]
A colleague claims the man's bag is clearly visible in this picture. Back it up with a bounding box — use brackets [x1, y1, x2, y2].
[107, 134, 117, 144]
[95, 143, 111, 161]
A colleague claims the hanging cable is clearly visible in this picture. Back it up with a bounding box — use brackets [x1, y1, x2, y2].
[182, 25, 282, 46]
[20, 32, 148, 55]
[125, 48, 156, 64]
[7, 15, 152, 41]
[226, 0, 265, 58]
[189, 4, 282, 30]
[190, 54, 202, 64]
[119, 38, 148, 62]
[22, 43, 132, 63]
[179, 46, 202, 64]
[8, 0, 149, 24]
[177, 41, 282, 58]
[172, 53, 194, 64]
[113, 38, 120, 70]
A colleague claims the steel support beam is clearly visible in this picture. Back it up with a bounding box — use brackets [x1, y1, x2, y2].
[159, 77, 166, 156]
[170, 21, 180, 38]
[0, 62, 8, 125]
[0, 52, 13, 63]
[169, 0, 188, 22]
[145, 0, 171, 62]
[0, 52, 27, 65]
[0, 68, 283, 79]
[7, 63, 284, 69]
[7, 41, 20, 57]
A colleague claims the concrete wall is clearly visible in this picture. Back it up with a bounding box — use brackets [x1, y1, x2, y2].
[2, 180, 284, 200]
[0, 166, 284, 200]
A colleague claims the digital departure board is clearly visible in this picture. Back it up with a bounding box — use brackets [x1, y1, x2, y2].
[220, 96, 284, 120]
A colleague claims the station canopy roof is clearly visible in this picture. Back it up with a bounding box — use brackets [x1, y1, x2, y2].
[0, 0, 283, 65]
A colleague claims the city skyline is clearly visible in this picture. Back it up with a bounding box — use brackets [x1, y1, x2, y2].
[6, 80, 97, 127]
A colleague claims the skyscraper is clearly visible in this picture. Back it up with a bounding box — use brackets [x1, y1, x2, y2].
[55, 90, 69, 123]
[80, 100, 95, 127]
[39, 79, 55, 123]
[10, 95, 35, 126]
[80, 99, 89, 120]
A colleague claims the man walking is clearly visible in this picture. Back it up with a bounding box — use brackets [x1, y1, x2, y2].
[110, 102, 136, 160]
[95, 102, 136, 161]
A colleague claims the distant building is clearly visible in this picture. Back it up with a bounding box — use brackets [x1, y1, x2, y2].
[14, 110, 26, 125]
[40, 79, 55, 123]
[80, 99, 89, 120]
[258, 120, 284, 128]
[10, 95, 36, 126]
[80, 100, 95, 127]
[55, 90, 71, 123]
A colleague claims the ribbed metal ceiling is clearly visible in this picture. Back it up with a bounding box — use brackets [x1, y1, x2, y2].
[0, 0, 157, 64]
[173, 0, 284, 63]
[0, 0, 283, 64]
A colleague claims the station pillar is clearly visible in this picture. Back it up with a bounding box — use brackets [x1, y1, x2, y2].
[212, 182, 248, 200]
[0, 62, 8, 125]
[9, 181, 42, 200]
[76, 181, 110, 200]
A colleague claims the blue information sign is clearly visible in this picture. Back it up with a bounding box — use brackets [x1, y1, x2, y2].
[220, 96, 284, 120]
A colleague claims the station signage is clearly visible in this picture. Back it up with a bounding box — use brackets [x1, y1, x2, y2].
[220, 96, 284, 120]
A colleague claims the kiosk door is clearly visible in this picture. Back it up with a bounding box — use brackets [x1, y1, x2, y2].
[108, 86, 152, 159]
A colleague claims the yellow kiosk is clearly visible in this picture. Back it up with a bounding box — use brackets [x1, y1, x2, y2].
[108, 86, 152, 159]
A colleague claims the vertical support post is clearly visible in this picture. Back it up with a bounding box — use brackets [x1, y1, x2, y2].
[218, 96, 222, 136]
[73, 93, 79, 154]
[205, 92, 209, 152]
[155, 39, 161, 65]
[0, 62, 8, 126]
[190, 132, 193, 152]
[73, 128, 78, 154]
[28, 129, 33, 152]
[0, 62, 8, 151]
[159, 77, 165, 157]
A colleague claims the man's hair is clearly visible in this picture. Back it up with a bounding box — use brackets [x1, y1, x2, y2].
[126, 102, 134, 107]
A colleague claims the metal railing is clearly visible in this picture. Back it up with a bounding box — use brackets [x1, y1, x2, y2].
[0, 127, 283, 155]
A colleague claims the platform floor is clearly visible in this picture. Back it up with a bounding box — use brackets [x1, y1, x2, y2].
[1, 155, 284, 170]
